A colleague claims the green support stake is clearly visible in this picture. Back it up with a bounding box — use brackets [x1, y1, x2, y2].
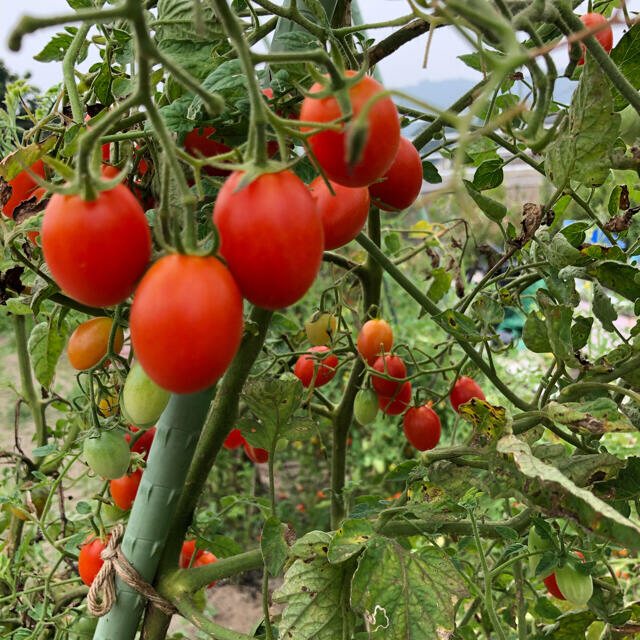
[93, 389, 212, 639]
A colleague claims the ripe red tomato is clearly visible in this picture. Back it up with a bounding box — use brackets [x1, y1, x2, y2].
[403, 405, 441, 451]
[213, 170, 324, 309]
[369, 137, 423, 211]
[244, 440, 269, 464]
[125, 426, 156, 461]
[378, 380, 412, 416]
[294, 346, 338, 388]
[449, 377, 486, 413]
[78, 536, 107, 586]
[180, 540, 205, 568]
[193, 551, 218, 587]
[371, 355, 407, 397]
[575, 13, 613, 66]
[357, 319, 393, 364]
[300, 71, 400, 187]
[185, 127, 231, 176]
[3, 159, 46, 218]
[67, 317, 124, 370]
[41, 185, 151, 307]
[109, 469, 142, 511]
[223, 428, 245, 450]
[130, 254, 243, 394]
[309, 176, 370, 250]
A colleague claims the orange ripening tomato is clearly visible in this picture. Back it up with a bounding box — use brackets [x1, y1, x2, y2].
[78, 536, 108, 586]
[309, 176, 370, 250]
[130, 254, 244, 394]
[300, 71, 400, 187]
[449, 377, 486, 413]
[223, 428, 245, 450]
[67, 317, 125, 370]
[109, 469, 142, 511]
[41, 185, 151, 307]
[378, 381, 412, 416]
[244, 440, 269, 464]
[193, 551, 218, 588]
[357, 319, 393, 364]
[574, 13, 613, 66]
[3, 159, 46, 219]
[213, 170, 324, 309]
[184, 127, 231, 177]
[369, 136, 423, 211]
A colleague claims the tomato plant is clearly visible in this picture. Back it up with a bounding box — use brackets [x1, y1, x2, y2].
[300, 71, 400, 187]
[129, 254, 244, 394]
[309, 176, 370, 250]
[403, 405, 441, 450]
[41, 185, 152, 307]
[293, 346, 338, 388]
[109, 469, 142, 511]
[357, 319, 393, 364]
[67, 317, 124, 370]
[368, 136, 423, 211]
[213, 170, 324, 309]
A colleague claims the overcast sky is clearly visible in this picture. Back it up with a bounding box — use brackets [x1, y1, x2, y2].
[0, 0, 628, 91]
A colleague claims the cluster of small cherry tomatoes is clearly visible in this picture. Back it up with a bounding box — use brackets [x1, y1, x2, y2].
[292, 315, 487, 453]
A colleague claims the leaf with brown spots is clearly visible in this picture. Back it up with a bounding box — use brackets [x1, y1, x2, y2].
[546, 399, 634, 435]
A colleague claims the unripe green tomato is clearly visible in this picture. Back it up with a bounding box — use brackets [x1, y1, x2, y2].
[556, 560, 593, 606]
[528, 526, 554, 577]
[620, 104, 640, 145]
[69, 615, 98, 639]
[304, 312, 337, 346]
[354, 389, 379, 425]
[83, 430, 130, 479]
[121, 361, 171, 429]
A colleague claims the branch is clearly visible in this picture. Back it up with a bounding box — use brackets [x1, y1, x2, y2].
[365, 19, 430, 66]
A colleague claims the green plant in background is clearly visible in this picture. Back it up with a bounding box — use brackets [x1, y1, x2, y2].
[1, 1, 640, 639]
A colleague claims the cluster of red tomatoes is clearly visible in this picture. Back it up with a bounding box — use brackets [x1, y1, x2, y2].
[3, 72, 423, 401]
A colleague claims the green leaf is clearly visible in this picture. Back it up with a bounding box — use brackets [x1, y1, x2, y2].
[0, 139, 57, 181]
[427, 267, 452, 303]
[92, 62, 113, 107]
[459, 400, 509, 448]
[27, 319, 68, 389]
[497, 435, 640, 550]
[545, 55, 620, 187]
[32, 444, 57, 457]
[327, 519, 374, 564]
[384, 232, 401, 254]
[494, 526, 519, 541]
[34, 28, 88, 63]
[610, 23, 640, 110]
[206, 535, 243, 559]
[546, 399, 634, 435]
[422, 160, 442, 184]
[560, 221, 591, 247]
[592, 282, 617, 332]
[536, 290, 575, 363]
[571, 316, 593, 350]
[463, 179, 506, 222]
[160, 95, 196, 134]
[351, 538, 469, 639]
[608, 185, 624, 216]
[589, 262, 640, 301]
[5, 299, 32, 316]
[273, 531, 356, 640]
[434, 309, 484, 342]
[472, 159, 503, 190]
[472, 294, 504, 325]
[549, 233, 585, 268]
[522, 313, 552, 353]
[261, 516, 288, 577]
[538, 610, 597, 639]
[75, 501, 91, 514]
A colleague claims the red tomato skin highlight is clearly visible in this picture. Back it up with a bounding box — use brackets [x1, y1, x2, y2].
[403, 405, 441, 451]
[369, 137, 423, 211]
[371, 355, 407, 397]
[185, 127, 231, 176]
[378, 381, 412, 416]
[223, 428, 245, 450]
[41, 185, 151, 307]
[130, 254, 244, 394]
[109, 469, 142, 511]
[78, 537, 107, 586]
[213, 171, 324, 309]
[3, 160, 46, 218]
[300, 72, 400, 187]
[309, 176, 370, 250]
[294, 346, 338, 388]
[575, 13, 613, 66]
[357, 319, 393, 364]
[449, 377, 486, 413]
[244, 440, 269, 463]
